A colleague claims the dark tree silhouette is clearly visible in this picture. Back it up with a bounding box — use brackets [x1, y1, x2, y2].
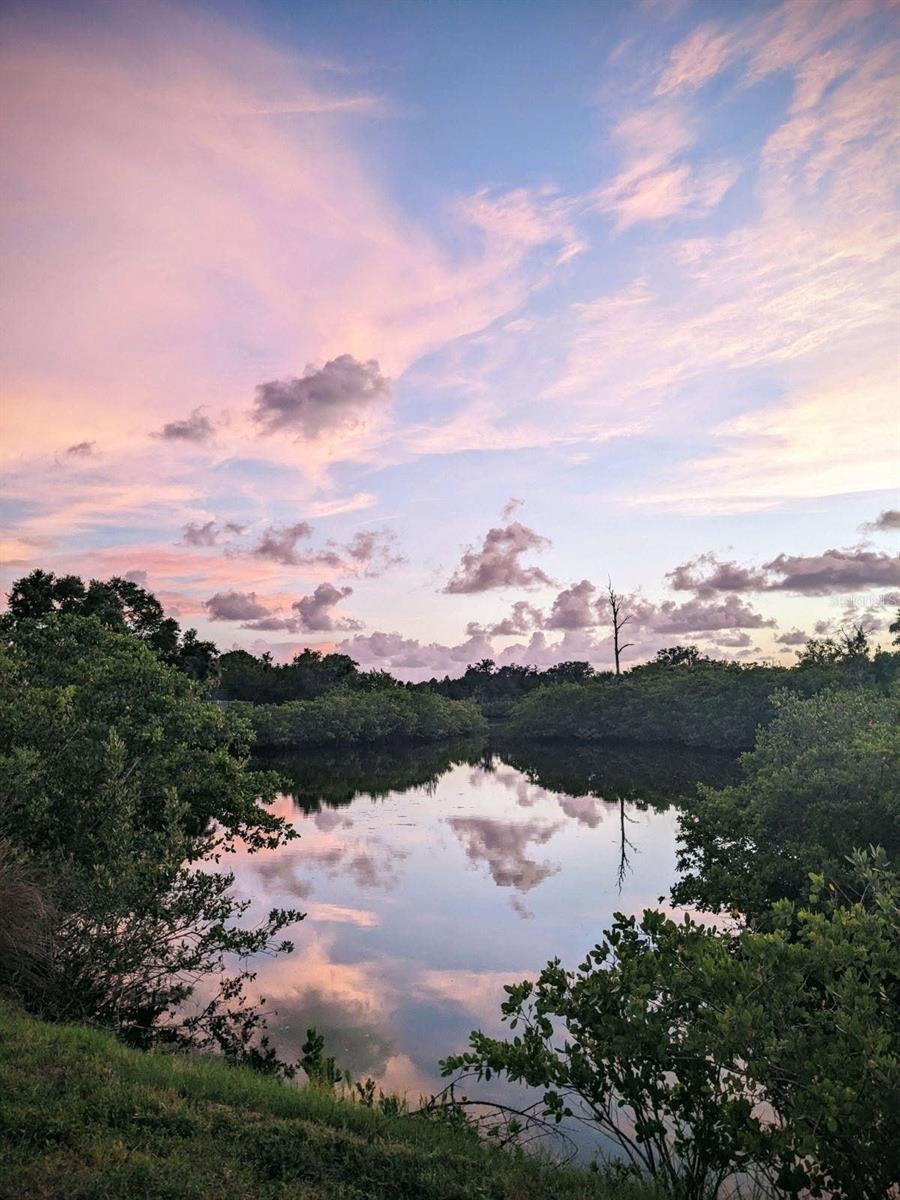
[3, 569, 218, 681]
[654, 645, 706, 668]
[606, 580, 634, 677]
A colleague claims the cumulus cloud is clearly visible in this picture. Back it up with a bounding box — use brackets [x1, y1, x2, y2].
[152, 408, 214, 443]
[65, 440, 95, 456]
[182, 520, 219, 547]
[592, 586, 773, 635]
[334, 598, 777, 679]
[707, 631, 752, 649]
[206, 590, 271, 621]
[243, 583, 362, 634]
[444, 521, 554, 594]
[775, 629, 809, 646]
[667, 546, 900, 597]
[651, 595, 775, 632]
[545, 579, 597, 630]
[446, 816, 562, 892]
[861, 509, 900, 533]
[252, 355, 390, 438]
[763, 548, 900, 595]
[667, 553, 769, 597]
[250, 522, 314, 565]
[181, 519, 246, 547]
[244, 522, 400, 574]
[336, 625, 608, 679]
[467, 600, 544, 638]
[345, 528, 404, 577]
[338, 630, 437, 669]
[333, 570, 780, 681]
[294, 583, 362, 632]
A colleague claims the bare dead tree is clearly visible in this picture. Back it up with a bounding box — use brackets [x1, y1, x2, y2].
[607, 580, 634, 677]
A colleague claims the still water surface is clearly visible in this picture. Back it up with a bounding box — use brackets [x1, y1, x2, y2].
[230, 740, 736, 1105]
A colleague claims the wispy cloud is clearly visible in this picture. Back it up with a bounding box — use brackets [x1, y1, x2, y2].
[593, 105, 738, 230]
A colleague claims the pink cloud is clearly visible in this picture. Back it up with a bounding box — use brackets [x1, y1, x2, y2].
[655, 22, 737, 95]
[0, 2, 571, 511]
[592, 105, 739, 230]
[556, 25, 899, 510]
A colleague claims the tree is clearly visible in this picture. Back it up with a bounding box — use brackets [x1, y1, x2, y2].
[674, 687, 900, 919]
[3, 569, 218, 682]
[442, 852, 900, 1200]
[890, 607, 900, 646]
[795, 622, 870, 668]
[605, 581, 633, 677]
[472, 658, 496, 675]
[543, 660, 595, 685]
[653, 645, 706, 668]
[216, 647, 361, 703]
[0, 614, 300, 1061]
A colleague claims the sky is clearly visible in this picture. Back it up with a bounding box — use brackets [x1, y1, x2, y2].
[1, 0, 899, 676]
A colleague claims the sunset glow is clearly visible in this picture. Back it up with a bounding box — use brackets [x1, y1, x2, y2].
[2, 0, 898, 672]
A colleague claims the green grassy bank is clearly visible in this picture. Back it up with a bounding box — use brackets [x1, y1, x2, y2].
[0, 1003, 653, 1200]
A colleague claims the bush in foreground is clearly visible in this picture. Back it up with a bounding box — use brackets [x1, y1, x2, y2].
[443, 852, 900, 1200]
[0, 615, 300, 1059]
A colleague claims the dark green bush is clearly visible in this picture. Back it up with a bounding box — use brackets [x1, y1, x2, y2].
[251, 689, 486, 748]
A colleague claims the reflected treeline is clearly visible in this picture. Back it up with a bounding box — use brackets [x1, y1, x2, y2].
[492, 739, 739, 811]
[257, 737, 489, 812]
[258, 736, 738, 816]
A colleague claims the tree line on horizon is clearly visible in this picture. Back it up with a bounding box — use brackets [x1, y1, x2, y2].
[6, 568, 898, 707]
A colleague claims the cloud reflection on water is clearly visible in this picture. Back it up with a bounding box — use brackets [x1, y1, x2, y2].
[226, 743, 738, 1103]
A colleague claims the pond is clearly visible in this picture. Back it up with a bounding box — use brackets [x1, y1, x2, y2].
[228, 739, 737, 1112]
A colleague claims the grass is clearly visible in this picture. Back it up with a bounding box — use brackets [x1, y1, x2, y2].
[0, 1001, 655, 1200]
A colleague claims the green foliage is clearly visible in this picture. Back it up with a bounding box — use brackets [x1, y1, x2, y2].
[251, 688, 487, 748]
[443, 852, 900, 1200]
[674, 687, 900, 917]
[505, 652, 900, 749]
[0, 614, 301, 1058]
[3, 569, 218, 681]
[794, 622, 872, 667]
[0, 614, 288, 862]
[415, 659, 601, 707]
[0, 1001, 655, 1200]
[505, 662, 787, 749]
[651, 645, 709, 668]
[301, 1026, 349, 1090]
[217, 646, 362, 702]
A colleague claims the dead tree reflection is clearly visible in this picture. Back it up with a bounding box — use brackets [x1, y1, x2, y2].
[616, 796, 638, 892]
